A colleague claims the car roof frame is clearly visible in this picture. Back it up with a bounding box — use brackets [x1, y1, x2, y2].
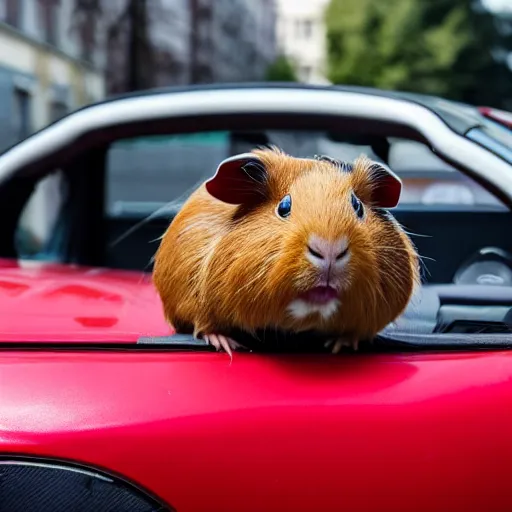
[0, 85, 511, 206]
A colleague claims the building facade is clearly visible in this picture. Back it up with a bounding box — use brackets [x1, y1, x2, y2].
[0, 0, 106, 152]
[187, 0, 277, 84]
[150, 0, 191, 86]
[104, 0, 277, 91]
[276, 0, 330, 84]
[0, 0, 106, 254]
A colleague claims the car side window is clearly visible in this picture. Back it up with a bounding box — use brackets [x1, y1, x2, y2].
[15, 169, 68, 260]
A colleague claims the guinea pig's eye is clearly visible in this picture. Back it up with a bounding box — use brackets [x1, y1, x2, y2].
[351, 192, 365, 219]
[277, 194, 292, 219]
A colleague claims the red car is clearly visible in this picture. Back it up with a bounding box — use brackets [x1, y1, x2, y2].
[1, 84, 512, 512]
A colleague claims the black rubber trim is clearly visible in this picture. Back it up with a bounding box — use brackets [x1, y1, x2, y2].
[139, 331, 512, 353]
[0, 455, 174, 512]
[0, 341, 209, 352]
[1, 330, 512, 354]
[138, 334, 206, 346]
[376, 332, 512, 351]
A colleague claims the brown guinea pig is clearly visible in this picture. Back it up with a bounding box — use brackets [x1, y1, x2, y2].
[152, 146, 420, 356]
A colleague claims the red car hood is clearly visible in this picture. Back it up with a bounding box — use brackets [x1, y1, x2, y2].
[0, 259, 170, 342]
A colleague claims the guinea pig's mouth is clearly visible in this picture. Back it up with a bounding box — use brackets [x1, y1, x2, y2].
[299, 285, 339, 305]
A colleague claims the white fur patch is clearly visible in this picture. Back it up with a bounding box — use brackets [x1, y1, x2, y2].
[287, 298, 340, 320]
[336, 251, 351, 271]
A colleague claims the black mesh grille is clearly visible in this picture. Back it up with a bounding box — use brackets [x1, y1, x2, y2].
[0, 461, 171, 512]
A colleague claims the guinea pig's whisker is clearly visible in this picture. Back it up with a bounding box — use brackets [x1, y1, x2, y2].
[374, 272, 402, 292]
[228, 185, 267, 198]
[373, 246, 434, 263]
[373, 245, 416, 252]
[372, 262, 409, 291]
[227, 178, 263, 186]
[388, 219, 431, 239]
[109, 179, 204, 248]
[382, 273, 405, 293]
[370, 277, 386, 303]
[418, 255, 435, 263]
[241, 170, 263, 184]
[401, 230, 432, 238]
[421, 262, 432, 279]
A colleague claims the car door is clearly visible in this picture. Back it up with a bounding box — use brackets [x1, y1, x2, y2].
[3, 346, 512, 512]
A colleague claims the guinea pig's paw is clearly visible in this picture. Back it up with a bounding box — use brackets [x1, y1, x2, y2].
[324, 337, 359, 354]
[203, 334, 243, 357]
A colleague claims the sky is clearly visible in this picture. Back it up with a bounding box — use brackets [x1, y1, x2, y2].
[482, 0, 512, 14]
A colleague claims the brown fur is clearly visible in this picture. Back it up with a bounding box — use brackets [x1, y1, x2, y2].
[152, 147, 420, 342]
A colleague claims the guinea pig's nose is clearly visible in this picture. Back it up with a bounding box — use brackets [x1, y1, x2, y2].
[307, 235, 349, 264]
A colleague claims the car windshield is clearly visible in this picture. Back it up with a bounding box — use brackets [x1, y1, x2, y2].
[104, 130, 505, 221]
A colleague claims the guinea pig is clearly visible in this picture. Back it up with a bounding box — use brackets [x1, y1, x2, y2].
[152, 146, 420, 355]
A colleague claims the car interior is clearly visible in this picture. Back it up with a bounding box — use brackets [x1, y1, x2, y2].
[3, 112, 512, 350]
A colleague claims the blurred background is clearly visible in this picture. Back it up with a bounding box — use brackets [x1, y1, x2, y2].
[1, 0, 511, 260]
[0, 0, 510, 149]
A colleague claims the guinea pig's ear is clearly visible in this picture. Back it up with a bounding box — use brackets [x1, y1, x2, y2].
[366, 161, 402, 208]
[205, 153, 267, 205]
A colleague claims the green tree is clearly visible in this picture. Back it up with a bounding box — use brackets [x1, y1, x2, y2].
[325, 0, 511, 108]
[265, 55, 298, 82]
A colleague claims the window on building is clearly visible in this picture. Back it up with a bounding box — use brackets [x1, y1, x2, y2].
[50, 100, 68, 123]
[38, 0, 61, 46]
[301, 65, 312, 82]
[303, 19, 313, 38]
[295, 19, 314, 39]
[5, 0, 20, 27]
[294, 19, 301, 38]
[12, 88, 31, 141]
[80, 11, 96, 61]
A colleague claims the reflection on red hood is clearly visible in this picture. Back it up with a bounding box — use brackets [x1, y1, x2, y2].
[0, 259, 170, 342]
